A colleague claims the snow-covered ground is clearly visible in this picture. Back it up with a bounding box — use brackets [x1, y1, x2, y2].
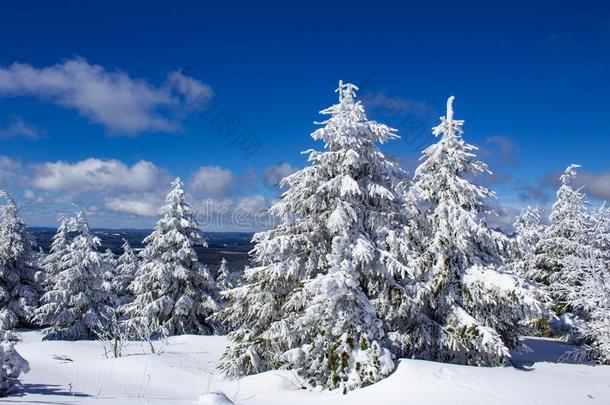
[7, 330, 609, 404]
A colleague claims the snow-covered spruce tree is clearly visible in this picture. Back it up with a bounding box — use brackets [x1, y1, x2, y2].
[0, 330, 29, 397]
[574, 257, 610, 364]
[100, 248, 117, 304]
[0, 191, 41, 329]
[34, 210, 112, 340]
[509, 206, 544, 277]
[123, 178, 219, 336]
[218, 81, 410, 391]
[38, 216, 73, 289]
[403, 96, 546, 366]
[589, 203, 610, 266]
[216, 257, 233, 292]
[533, 164, 589, 315]
[111, 239, 139, 307]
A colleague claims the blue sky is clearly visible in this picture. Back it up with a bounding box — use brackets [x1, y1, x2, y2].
[0, 0, 609, 229]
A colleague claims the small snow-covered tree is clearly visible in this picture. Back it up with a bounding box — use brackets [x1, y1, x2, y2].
[216, 258, 233, 292]
[111, 239, 138, 307]
[589, 204, 610, 266]
[34, 210, 112, 340]
[100, 248, 117, 304]
[218, 82, 409, 391]
[38, 216, 73, 289]
[123, 178, 219, 336]
[0, 330, 29, 397]
[0, 191, 41, 329]
[533, 165, 589, 314]
[565, 249, 610, 363]
[509, 206, 544, 277]
[402, 96, 546, 366]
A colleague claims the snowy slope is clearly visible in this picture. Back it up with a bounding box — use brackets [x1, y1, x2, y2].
[8, 331, 610, 404]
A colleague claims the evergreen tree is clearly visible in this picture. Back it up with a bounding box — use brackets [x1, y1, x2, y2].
[100, 248, 117, 304]
[589, 204, 610, 265]
[0, 191, 41, 329]
[534, 164, 589, 314]
[0, 330, 29, 397]
[216, 258, 233, 292]
[111, 239, 139, 307]
[402, 96, 546, 366]
[38, 216, 73, 289]
[218, 82, 409, 391]
[34, 210, 112, 340]
[123, 178, 218, 336]
[509, 206, 544, 278]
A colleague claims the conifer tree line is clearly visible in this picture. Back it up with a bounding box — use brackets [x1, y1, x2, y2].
[0, 81, 608, 394]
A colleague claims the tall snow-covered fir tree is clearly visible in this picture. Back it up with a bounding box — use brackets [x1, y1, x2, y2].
[0, 191, 41, 329]
[218, 81, 413, 391]
[533, 164, 590, 315]
[401, 96, 546, 366]
[38, 216, 73, 289]
[34, 210, 112, 340]
[216, 257, 233, 292]
[111, 239, 139, 307]
[123, 178, 219, 336]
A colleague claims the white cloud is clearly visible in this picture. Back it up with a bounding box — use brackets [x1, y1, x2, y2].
[0, 117, 44, 139]
[263, 162, 298, 188]
[190, 165, 236, 198]
[104, 194, 161, 216]
[0, 58, 213, 134]
[30, 158, 170, 193]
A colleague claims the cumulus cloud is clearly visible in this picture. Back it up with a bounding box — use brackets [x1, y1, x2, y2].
[0, 58, 213, 134]
[0, 117, 45, 139]
[263, 162, 298, 188]
[104, 194, 161, 217]
[30, 158, 170, 194]
[1, 155, 282, 229]
[190, 165, 236, 199]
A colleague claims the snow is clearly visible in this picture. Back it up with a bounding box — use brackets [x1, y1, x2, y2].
[9, 330, 610, 404]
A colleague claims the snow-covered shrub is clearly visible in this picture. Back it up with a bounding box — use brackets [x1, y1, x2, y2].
[123, 178, 219, 337]
[219, 81, 411, 391]
[395, 96, 547, 366]
[0, 330, 29, 397]
[34, 210, 112, 340]
[0, 191, 41, 329]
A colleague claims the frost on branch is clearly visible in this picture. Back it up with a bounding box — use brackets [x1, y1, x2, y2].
[218, 81, 411, 390]
[123, 178, 219, 337]
[34, 210, 112, 340]
[0, 191, 41, 330]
